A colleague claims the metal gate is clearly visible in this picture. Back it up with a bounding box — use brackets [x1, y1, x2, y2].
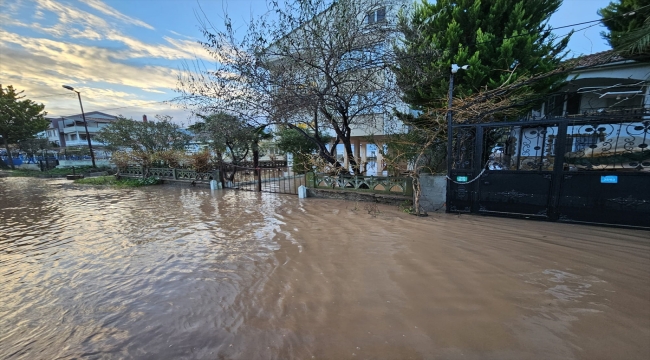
[221, 165, 307, 195]
[447, 112, 650, 229]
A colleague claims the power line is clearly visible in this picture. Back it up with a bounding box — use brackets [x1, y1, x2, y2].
[34, 93, 76, 99]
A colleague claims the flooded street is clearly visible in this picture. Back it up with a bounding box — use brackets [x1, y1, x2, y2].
[0, 177, 648, 360]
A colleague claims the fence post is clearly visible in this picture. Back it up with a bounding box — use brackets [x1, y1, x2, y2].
[257, 168, 262, 192]
[219, 164, 225, 189]
[305, 171, 314, 188]
[173, 168, 177, 180]
[141, 165, 145, 179]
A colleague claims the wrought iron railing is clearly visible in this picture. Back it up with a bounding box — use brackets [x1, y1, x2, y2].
[220, 160, 287, 168]
[221, 165, 305, 194]
[309, 172, 412, 196]
[520, 107, 650, 122]
[120, 166, 219, 182]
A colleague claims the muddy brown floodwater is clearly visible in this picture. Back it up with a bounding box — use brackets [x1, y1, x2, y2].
[0, 177, 648, 360]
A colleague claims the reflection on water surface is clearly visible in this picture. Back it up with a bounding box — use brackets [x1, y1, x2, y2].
[0, 178, 292, 359]
[1, 177, 649, 360]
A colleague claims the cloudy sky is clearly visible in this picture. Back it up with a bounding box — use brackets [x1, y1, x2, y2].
[0, 0, 612, 125]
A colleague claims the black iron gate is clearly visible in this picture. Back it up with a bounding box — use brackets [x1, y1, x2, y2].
[221, 165, 307, 195]
[447, 112, 650, 229]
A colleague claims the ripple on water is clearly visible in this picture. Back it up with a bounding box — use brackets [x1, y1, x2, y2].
[0, 178, 290, 359]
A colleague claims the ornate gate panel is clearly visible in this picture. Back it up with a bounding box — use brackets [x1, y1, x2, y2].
[448, 114, 650, 229]
[447, 127, 478, 213]
[476, 124, 559, 217]
[557, 119, 650, 228]
[478, 172, 553, 217]
[558, 172, 650, 228]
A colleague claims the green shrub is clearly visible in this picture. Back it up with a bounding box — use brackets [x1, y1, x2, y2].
[74, 176, 162, 187]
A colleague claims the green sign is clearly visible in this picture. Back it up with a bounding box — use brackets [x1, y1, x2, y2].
[456, 175, 468, 183]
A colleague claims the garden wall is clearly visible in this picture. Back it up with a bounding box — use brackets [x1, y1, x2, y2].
[418, 174, 447, 212]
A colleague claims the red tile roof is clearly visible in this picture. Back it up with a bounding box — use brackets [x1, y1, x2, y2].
[567, 50, 626, 68]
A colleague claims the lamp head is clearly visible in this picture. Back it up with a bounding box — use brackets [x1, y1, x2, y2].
[62, 85, 75, 91]
[451, 64, 470, 73]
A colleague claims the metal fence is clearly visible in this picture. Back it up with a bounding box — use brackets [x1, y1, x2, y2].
[120, 164, 305, 195]
[310, 173, 413, 196]
[221, 165, 306, 195]
[120, 166, 219, 183]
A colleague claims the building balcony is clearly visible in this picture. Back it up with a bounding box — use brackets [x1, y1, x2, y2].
[61, 126, 99, 134]
[64, 139, 103, 147]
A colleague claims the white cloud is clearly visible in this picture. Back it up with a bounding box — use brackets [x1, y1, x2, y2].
[4, 0, 213, 62]
[169, 30, 196, 40]
[84, 0, 154, 30]
[0, 0, 212, 122]
[0, 31, 183, 115]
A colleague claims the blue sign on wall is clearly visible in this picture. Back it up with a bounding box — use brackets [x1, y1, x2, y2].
[600, 175, 618, 184]
[456, 176, 468, 183]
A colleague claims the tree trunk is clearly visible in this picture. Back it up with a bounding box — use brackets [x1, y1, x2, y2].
[317, 144, 338, 166]
[252, 142, 259, 169]
[3, 135, 14, 170]
[411, 174, 425, 216]
[341, 138, 361, 175]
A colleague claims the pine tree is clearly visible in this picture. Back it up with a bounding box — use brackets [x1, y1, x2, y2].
[394, 0, 571, 113]
[599, 0, 650, 61]
[0, 85, 49, 169]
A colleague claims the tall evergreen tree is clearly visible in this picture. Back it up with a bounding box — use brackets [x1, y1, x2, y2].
[0, 85, 49, 169]
[599, 0, 650, 61]
[394, 0, 571, 114]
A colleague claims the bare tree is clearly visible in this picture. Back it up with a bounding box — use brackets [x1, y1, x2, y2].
[177, 0, 405, 175]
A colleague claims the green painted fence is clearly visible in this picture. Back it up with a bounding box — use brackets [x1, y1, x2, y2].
[307, 172, 412, 196]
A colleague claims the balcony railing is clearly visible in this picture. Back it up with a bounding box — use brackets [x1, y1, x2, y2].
[64, 139, 102, 147]
[62, 125, 104, 134]
[527, 107, 650, 121]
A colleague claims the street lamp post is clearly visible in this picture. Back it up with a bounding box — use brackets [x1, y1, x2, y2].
[62, 85, 96, 168]
[446, 64, 469, 212]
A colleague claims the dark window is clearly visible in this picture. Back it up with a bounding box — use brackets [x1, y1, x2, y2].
[566, 92, 582, 115]
[546, 94, 564, 117]
[366, 7, 386, 24]
[366, 11, 375, 24]
[376, 7, 386, 22]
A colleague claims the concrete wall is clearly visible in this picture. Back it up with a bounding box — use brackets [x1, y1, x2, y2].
[306, 188, 412, 207]
[418, 174, 446, 212]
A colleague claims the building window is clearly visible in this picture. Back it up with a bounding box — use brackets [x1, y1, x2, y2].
[545, 94, 564, 117]
[366, 7, 386, 24]
[566, 93, 582, 115]
[376, 7, 386, 22]
[569, 135, 599, 152]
